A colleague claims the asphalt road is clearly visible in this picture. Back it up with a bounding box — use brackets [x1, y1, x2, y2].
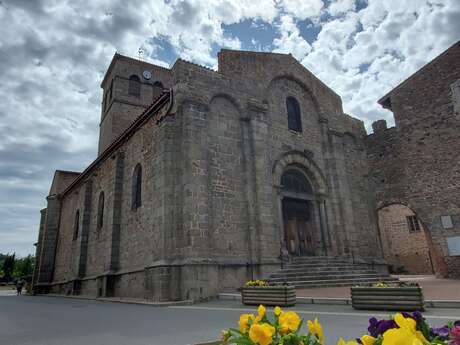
[1, 293, 459, 345]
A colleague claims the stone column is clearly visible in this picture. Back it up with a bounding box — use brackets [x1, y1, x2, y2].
[32, 208, 47, 291]
[104, 152, 125, 297]
[240, 115, 257, 278]
[108, 152, 124, 272]
[315, 200, 328, 256]
[328, 131, 356, 257]
[318, 200, 332, 254]
[76, 179, 93, 282]
[36, 195, 62, 291]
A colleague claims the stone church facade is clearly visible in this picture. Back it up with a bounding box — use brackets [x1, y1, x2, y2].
[33, 42, 459, 301]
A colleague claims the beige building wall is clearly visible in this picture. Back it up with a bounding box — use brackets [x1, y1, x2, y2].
[378, 204, 434, 274]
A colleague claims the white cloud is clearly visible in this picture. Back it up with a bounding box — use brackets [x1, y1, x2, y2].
[295, 0, 460, 130]
[273, 15, 312, 60]
[280, 0, 324, 20]
[328, 0, 356, 16]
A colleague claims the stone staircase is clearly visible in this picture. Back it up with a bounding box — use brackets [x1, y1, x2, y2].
[267, 256, 398, 288]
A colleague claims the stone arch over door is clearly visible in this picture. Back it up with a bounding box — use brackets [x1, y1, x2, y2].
[376, 202, 445, 276]
[272, 151, 329, 257]
[272, 151, 328, 195]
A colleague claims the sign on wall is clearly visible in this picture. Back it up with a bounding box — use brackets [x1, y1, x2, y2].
[447, 236, 460, 256]
[441, 215, 454, 229]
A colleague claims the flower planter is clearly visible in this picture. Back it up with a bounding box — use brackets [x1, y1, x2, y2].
[241, 285, 296, 307]
[351, 286, 424, 311]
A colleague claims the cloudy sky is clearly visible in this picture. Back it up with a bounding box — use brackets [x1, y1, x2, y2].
[0, 0, 459, 256]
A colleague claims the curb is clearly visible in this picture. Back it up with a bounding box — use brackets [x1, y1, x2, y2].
[37, 293, 193, 307]
[218, 293, 460, 308]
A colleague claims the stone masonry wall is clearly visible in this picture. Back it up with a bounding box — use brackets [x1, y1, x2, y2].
[378, 204, 433, 274]
[367, 41, 460, 277]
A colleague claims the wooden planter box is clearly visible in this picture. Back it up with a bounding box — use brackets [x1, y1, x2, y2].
[351, 286, 424, 311]
[241, 285, 296, 307]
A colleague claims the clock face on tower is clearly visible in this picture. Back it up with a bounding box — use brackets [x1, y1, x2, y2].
[142, 70, 152, 80]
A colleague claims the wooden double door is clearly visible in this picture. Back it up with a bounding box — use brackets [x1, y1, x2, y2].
[282, 198, 315, 256]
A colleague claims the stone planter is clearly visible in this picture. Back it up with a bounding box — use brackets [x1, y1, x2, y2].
[351, 286, 424, 311]
[241, 285, 296, 307]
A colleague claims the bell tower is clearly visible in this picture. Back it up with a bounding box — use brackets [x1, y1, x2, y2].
[98, 53, 172, 155]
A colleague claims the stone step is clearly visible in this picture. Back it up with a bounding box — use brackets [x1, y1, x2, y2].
[288, 257, 351, 262]
[270, 277, 398, 288]
[267, 256, 396, 289]
[280, 264, 371, 271]
[269, 274, 392, 283]
[271, 268, 375, 276]
[269, 271, 381, 279]
[287, 259, 351, 265]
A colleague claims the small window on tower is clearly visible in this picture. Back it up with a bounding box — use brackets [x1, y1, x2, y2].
[129, 75, 141, 97]
[406, 215, 420, 232]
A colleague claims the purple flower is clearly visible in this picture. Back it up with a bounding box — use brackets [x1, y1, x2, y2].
[412, 311, 424, 323]
[368, 317, 397, 337]
[402, 311, 424, 323]
[432, 326, 450, 340]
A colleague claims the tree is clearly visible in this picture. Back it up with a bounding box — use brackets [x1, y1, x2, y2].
[2, 253, 15, 282]
[13, 255, 35, 279]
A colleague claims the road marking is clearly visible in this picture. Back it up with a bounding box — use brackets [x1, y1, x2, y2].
[169, 305, 460, 320]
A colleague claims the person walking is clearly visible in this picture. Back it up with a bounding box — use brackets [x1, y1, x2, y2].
[16, 278, 25, 295]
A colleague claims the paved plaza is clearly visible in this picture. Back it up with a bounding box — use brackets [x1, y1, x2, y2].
[296, 276, 460, 300]
[1, 292, 459, 345]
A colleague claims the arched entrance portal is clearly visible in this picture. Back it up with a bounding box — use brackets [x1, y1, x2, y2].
[377, 204, 437, 274]
[280, 168, 323, 256]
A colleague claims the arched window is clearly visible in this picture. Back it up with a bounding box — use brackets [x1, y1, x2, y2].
[286, 97, 302, 132]
[132, 164, 142, 210]
[97, 191, 104, 229]
[281, 169, 313, 194]
[128, 75, 141, 97]
[73, 210, 80, 240]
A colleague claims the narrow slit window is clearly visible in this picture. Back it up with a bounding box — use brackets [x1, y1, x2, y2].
[97, 191, 104, 229]
[73, 210, 80, 240]
[286, 97, 302, 132]
[132, 164, 142, 210]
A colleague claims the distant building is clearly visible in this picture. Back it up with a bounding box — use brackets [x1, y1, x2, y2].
[367, 40, 460, 277]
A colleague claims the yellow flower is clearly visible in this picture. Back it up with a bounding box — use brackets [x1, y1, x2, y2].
[249, 323, 276, 345]
[279, 311, 302, 334]
[382, 327, 423, 345]
[274, 306, 282, 316]
[238, 313, 255, 333]
[337, 338, 359, 345]
[255, 305, 266, 322]
[307, 318, 324, 343]
[391, 313, 429, 344]
[361, 335, 376, 345]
